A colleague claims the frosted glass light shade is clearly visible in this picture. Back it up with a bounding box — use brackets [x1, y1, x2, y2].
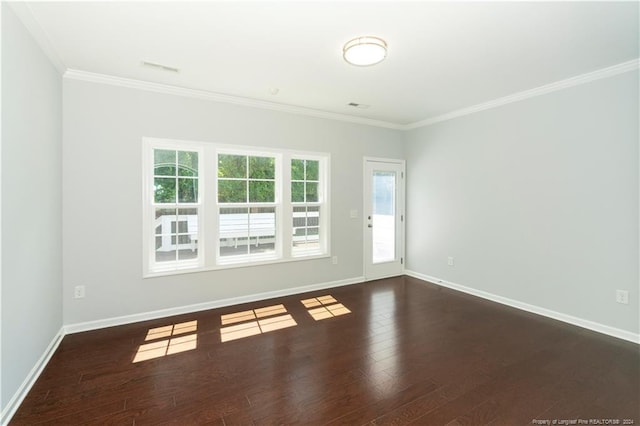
[343, 36, 387, 66]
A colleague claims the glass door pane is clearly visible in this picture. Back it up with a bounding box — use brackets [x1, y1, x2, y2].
[364, 159, 404, 281]
[372, 171, 396, 264]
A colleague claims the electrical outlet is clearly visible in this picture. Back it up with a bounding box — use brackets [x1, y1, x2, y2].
[616, 290, 629, 305]
[447, 256, 454, 266]
[74, 285, 85, 299]
[332, 256, 338, 265]
[350, 209, 358, 219]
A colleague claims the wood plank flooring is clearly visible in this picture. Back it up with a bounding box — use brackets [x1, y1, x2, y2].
[10, 276, 639, 425]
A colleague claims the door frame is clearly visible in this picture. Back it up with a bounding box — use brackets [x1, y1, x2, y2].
[363, 157, 406, 281]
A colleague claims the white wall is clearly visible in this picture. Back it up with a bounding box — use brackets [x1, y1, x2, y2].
[405, 70, 639, 335]
[62, 78, 404, 325]
[1, 3, 63, 414]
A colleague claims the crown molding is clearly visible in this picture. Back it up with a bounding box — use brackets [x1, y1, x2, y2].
[63, 69, 404, 130]
[7, 2, 67, 74]
[404, 58, 640, 130]
[64, 58, 638, 132]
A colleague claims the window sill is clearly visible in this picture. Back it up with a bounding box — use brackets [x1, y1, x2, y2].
[144, 253, 330, 279]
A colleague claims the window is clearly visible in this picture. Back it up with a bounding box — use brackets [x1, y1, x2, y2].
[217, 153, 278, 264]
[291, 158, 322, 256]
[143, 138, 329, 276]
[147, 144, 202, 273]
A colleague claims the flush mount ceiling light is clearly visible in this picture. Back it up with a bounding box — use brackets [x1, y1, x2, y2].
[343, 36, 387, 67]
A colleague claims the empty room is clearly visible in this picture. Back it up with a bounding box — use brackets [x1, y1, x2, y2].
[1, 1, 638, 424]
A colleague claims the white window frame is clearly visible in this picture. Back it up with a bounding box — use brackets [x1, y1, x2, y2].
[290, 155, 328, 258]
[142, 137, 330, 277]
[215, 149, 282, 266]
[142, 138, 205, 275]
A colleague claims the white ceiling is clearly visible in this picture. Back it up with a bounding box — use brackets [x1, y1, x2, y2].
[19, 1, 640, 127]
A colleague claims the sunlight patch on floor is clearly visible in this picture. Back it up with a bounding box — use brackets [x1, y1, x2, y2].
[134, 320, 198, 363]
[301, 295, 351, 321]
[220, 305, 296, 342]
[301, 295, 337, 308]
[221, 304, 288, 325]
[145, 320, 198, 341]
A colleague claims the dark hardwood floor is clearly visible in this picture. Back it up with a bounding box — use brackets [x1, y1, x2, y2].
[11, 276, 639, 425]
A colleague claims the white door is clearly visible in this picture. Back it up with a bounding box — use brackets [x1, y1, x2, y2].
[364, 159, 405, 280]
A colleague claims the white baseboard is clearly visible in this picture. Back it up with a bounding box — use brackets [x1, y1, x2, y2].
[64, 276, 364, 335]
[1, 327, 65, 426]
[405, 270, 640, 344]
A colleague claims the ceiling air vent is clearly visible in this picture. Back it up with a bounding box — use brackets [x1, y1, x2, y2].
[347, 102, 370, 109]
[141, 61, 180, 73]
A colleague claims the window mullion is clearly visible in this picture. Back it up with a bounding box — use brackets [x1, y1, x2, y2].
[282, 154, 293, 259]
[204, 146, 217, 268]
[245, 156, 250, 203]
[321, 156, 330, 255]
